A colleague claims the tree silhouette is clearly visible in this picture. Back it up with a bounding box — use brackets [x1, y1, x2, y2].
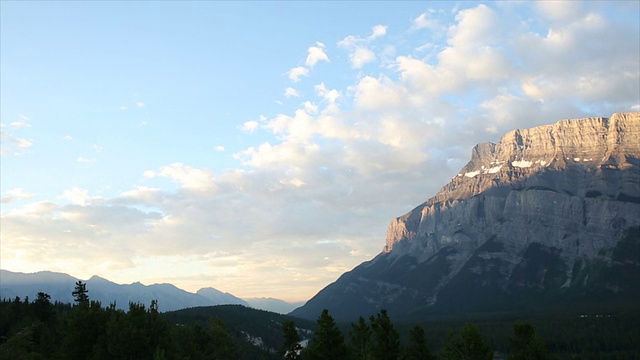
[71, 281, 89, 305]
[305, 309, 349, 360]
[280, 320, 303, 360]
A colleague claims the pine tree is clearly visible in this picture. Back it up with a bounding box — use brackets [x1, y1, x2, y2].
[305, 309, 349, 360]
[404, 325, 435, 360]
[441, 322, 493, 360]
[370, 309, 400, 360]
[349, 317, 373, 360]
[508, 322, 550, 360]
[71, 281, 89, 305]
[280, 320, 303, 360]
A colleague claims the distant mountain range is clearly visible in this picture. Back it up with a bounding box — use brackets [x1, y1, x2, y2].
[0, 269, 303, 314]
[291, 112, 640, 321]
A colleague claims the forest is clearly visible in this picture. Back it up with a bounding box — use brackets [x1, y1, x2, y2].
[1, 281, 639, 359]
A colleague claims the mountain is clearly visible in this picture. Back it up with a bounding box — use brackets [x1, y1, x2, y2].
[244, 297, 306, 315]
[291, 112, 640, 321]
[196, 287, 248, 306]
[0, 269, 301, 313]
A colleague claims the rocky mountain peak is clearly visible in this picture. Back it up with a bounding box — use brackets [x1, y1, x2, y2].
[385, 112, 640, 254]
[291, 112, 640, 321]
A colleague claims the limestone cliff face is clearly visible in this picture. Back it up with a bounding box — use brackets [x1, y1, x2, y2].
[291, 113, 640, 321]
[385, 112, 640, 260]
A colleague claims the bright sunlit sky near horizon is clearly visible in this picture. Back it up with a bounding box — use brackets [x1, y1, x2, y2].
[1, 1, 639, 302]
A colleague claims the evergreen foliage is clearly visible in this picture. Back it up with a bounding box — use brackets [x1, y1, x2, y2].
[370, 309, 401, 360]
[279, 320, 303, 360]
[508, 322, 550, 360]
[404, 325, 435, 360]
[1, 283, 639, 359]
[305, 309, 349, 360]
[440, 322, 493, 360]
[349, 316, 373, 360]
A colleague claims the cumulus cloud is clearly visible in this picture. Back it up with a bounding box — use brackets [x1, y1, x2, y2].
[240, 120, 260, 133]
[338, 24, 387, 68]
[2, 2, 638, 300]
[305, 42, 330, 67]
[286, 66, 309, 82]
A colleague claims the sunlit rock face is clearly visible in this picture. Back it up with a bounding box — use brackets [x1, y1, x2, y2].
[291, 113, 640, 321]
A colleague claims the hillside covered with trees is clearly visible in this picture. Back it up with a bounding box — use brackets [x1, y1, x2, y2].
[2, 281, 639, 359]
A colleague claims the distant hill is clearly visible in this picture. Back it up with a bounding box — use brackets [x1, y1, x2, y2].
[291, 112, 640, 321]
[0, 269, 299, 313]
[163, 304, 316, 356]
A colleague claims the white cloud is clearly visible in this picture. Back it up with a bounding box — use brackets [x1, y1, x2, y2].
[135, 101, 145, 108]
[77, 157, 96, 163]
[287, 66, 309, 82]
[412, 11, 439, 30]
[284, 87, 301, 98]
[305, 42, 330, 67]
[315, 83, 340, 103]
[156, 163, 215, 191]
[241, 120, 260, 133]
[64, 135, 73, 141]
[215, 145, 225, 152]
[338, 25, 387, 69]
[10, 115, 31, 128]
[2, 2, 637, 301]
[92, 144, 103, 153]
[370, 25, 387, 39]
[350, 48, 376, 69]
[1, 188, 36, 204]
[57, 187, 101, 206]
[0, 131, 33, 156]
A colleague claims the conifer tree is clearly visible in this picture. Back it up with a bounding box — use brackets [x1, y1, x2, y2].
[305, 309, 349, 360]
[349, 316, 373, 360]
[71, 281, 89, 305]
[441, 322, 493, 360]
[508, 322, 550, 360]
[370, 309, 400, 360]
[404, 325, 435, 360]
[280, 320, 303, 360]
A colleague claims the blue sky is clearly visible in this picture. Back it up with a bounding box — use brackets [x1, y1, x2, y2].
[2, 1, 639, 302]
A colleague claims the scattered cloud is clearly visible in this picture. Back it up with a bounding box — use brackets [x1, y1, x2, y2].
[305, 42, 330, 67]
[10, 115, 31, 128]
[135, 101, 145, 108]
[1, 2, 638, 300]
[240, 120, 260, 133]
[287, 66, 309, 82]
[284, 87, 301, 98]
[1, 188, 36, 204]
[0, 131, 33, 156]
[338, 24, 387, 68]
[77, 157, 96, 163]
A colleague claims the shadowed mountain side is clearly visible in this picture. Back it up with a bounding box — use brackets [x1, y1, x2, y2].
[290, 113, 640, 321]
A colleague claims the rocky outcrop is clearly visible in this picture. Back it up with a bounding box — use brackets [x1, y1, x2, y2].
[291, 113, 640, 321]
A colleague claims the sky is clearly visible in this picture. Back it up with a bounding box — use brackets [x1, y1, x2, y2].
[1, 1, 639, 302]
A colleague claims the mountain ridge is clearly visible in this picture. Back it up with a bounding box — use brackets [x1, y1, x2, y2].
[0, 269, 300, 313]
[291, 112, 640, 321]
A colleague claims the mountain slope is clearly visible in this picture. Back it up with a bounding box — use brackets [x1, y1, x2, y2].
[291, 112, 640, 321]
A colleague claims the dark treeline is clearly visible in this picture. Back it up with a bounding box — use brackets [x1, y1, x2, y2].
[2, 282, 639, 359]
[0, 281, 242, 360]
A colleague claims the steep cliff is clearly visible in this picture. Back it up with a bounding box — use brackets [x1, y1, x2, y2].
[291, 113, 640, 321]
